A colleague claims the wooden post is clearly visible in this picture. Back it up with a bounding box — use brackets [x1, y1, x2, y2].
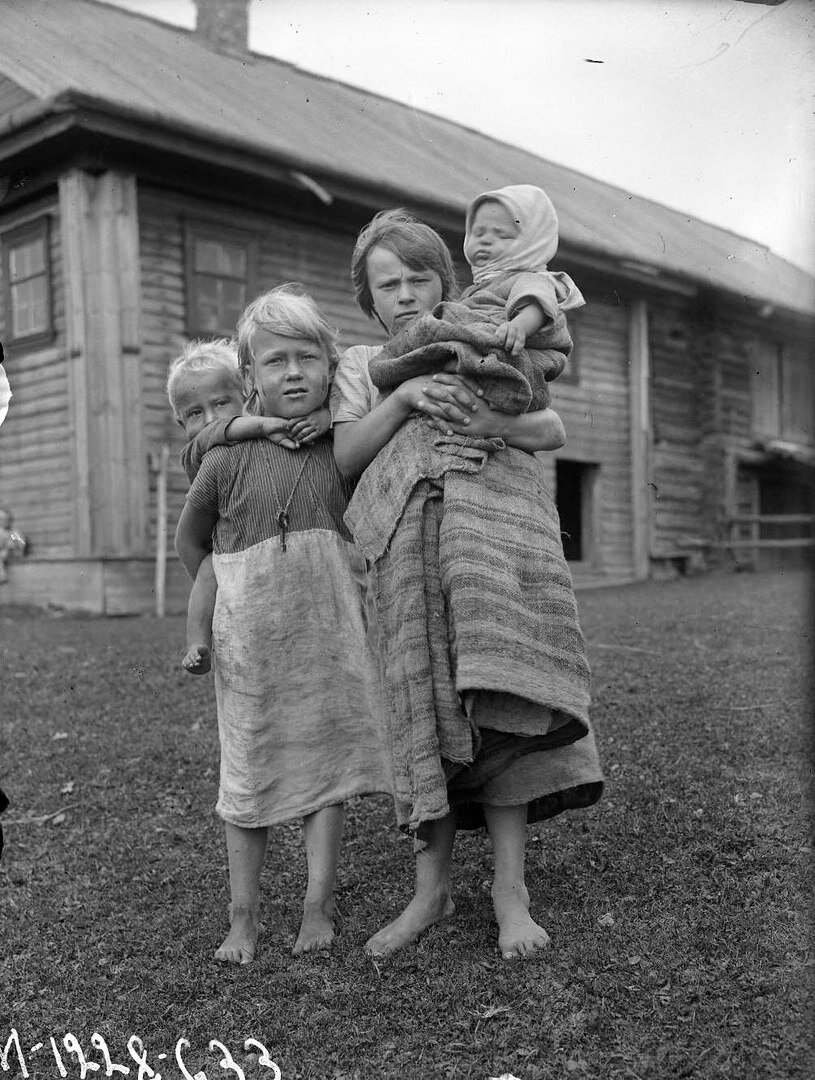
[58, 170, 145, 558]
[153, 444, 170, 618]
[628, 298, 651, 579]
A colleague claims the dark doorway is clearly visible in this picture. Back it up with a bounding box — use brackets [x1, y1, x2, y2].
[556, 460, 589, 562]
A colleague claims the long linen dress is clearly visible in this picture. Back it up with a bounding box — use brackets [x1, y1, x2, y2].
[186, 435, 391, 828]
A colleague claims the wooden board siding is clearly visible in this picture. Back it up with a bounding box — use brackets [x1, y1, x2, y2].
[0, 194, 75, 557]
[695, 298, 815, 545]
[549, 294, 634, 578]
[59, 170, 146, 558]
[138, 185, 384, 556]
[647, 293, 705, 555]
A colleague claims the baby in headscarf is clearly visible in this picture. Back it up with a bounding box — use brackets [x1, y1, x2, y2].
[373, 184, 583, 414]
[461, 183, 584, 361]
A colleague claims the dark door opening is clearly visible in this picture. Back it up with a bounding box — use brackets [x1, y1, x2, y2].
[556, 460, 587, 562]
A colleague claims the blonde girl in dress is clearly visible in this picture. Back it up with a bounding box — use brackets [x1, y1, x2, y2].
[175, 285, 389, 964]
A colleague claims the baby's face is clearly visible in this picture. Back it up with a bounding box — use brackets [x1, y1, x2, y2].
[464, 200, 520, 269]
[175, 368, 245, 439]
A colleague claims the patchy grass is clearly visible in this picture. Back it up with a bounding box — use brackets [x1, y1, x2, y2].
[1, 570, 812, 1080]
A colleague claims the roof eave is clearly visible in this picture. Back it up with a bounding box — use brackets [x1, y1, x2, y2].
[1, 91, 812, 321]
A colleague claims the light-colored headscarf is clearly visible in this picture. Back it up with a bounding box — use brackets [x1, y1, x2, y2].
[464, 184, 582, 310]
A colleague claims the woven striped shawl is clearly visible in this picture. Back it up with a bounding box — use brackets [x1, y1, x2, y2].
[345, 420, 591, 833]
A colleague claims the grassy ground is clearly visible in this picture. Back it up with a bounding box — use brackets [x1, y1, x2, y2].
[1, 569, 812, 1080]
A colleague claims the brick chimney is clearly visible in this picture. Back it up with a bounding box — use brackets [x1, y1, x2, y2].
[194, 0, 250, 54]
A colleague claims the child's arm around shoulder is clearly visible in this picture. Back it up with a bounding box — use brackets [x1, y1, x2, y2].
[183, 415, 303, 481]
[287, 406, 332, 446]
[221, 412, 330, 450]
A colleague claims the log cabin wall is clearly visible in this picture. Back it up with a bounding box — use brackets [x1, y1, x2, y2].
[647, 290, 707, 562]
[694, 296, 814, 565]
[0, 189, 76, 558]
[546, 272, 635, 581]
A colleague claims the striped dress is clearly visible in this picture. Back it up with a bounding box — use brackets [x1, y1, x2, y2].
[186, 436, 391, 828]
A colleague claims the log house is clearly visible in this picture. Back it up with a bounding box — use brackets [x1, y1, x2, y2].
[0, 0, 812, 612]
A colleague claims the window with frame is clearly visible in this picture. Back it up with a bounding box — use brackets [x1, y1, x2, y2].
[185, 222, 255, 337]
[2, 218, 53, 345]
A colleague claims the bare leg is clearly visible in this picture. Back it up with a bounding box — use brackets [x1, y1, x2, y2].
[183, 555, 215, 675]
[215, 823, 267, 964]
[365, 811, 457, 957]
[485, 802, 550, 959]
[293, 803, 344, 955]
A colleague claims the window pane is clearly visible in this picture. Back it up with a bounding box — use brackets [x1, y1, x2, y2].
[194, 238, 246, 277]
[220, 279, 246, 329]
[9, 237, 46, 282]
[193, 276, 224, 334]
[11, 277, 48, 336]
[192, 276, 246, 335]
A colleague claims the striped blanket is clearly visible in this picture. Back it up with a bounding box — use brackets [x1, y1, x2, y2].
[345, 418, 591, 835]
[371, 300, 572, 412]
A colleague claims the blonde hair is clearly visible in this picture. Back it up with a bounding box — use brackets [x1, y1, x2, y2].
[236, 284, 339, 415]
[166, 338, 242, 420]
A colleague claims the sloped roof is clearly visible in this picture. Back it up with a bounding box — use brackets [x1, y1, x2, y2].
[1, 0, 813, 316]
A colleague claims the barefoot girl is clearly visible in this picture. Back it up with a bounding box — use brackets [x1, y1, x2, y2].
[167, 338, 330, 675]
[331, 207, 603, 960]
[175, 286, 389, 963]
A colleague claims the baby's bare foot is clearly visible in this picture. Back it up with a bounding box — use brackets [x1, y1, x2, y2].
[492, 884, 551, 960]
[365, 889, 454, 958]
[292, 900, 334, 955]
[182, 644, 211, 676]
[215, 904, 258, 965]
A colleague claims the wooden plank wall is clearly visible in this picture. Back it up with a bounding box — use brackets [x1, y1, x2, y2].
[695, 297, 815, 540]
[647, 292, 706, 556]
[59, 170, 146, 558]
[0, 192, 75, 557]
[549, 290, 634, 579]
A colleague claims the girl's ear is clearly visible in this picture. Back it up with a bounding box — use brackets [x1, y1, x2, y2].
[241, 364, 260, 414]
[242, 364, 255, 399]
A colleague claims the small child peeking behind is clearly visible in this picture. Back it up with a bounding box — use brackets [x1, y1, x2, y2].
[174, 286, 389, 963]
[166, 338, 330, 674]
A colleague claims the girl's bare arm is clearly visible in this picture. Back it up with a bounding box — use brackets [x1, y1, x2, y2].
[175, 501, 218, 580]
[333, 374, 478, 477]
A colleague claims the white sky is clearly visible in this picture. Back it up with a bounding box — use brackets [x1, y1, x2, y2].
[103, 0, 815, 276]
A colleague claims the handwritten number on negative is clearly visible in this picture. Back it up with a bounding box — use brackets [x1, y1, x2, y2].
[91, 1034, 129, 1077]
[243, 1040, 282, 1079]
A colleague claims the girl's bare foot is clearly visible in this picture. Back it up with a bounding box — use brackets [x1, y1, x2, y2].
[492, 883, 551, 960]
[365, 889, 455, 957]
[215, 904, 258, 964]
[182, 644, 211, 675]
[292, 899, 335, 955]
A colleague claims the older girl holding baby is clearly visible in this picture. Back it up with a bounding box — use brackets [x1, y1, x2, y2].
[332, 197, 603, 961]
[175, 285, 389, 964]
